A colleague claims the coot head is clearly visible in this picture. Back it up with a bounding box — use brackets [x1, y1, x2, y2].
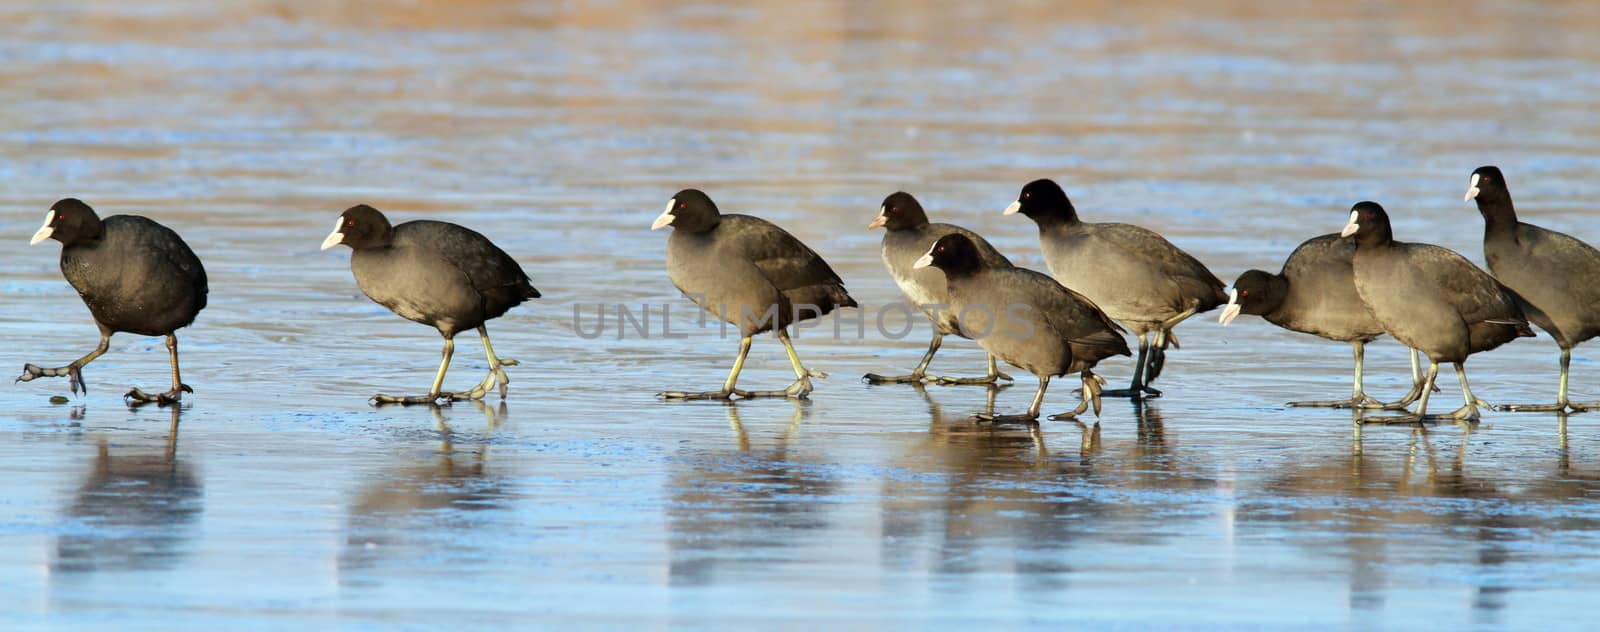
[652, 189, 721, 233]
[31, 198, 104, 246]
[867, 191, 929, 231]
[913, 233, 983, 277]
[321, 204, 394, 251]
[1339, 201, 1393, 246]
[1003, 178, 1077, 223]
[1464, 165, 1509, 204]
[1217, 269, 1281, 326]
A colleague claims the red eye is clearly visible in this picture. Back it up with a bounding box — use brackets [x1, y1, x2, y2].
[936, 246, 945, 253]
[677, 203, 685, 209]
[1023, 193, 1030, 199]
[1241, 289, 1249, 297]
[345, 219, 354, 227]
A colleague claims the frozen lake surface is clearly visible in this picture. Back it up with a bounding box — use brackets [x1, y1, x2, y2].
[3, 1, 1600, 628]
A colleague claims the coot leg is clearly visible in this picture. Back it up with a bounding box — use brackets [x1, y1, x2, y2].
[1144, 305, 1195, 386]
[737, 331, 823, 399]
[125, 335, 193, 406]
[16, 331, 111, 397]
[373, 336, 456, 406]
[449, 325, 519, 401]
[1499, 348, 1594, 413]
[1427, 362, 1482, 422]
[1049, 371, 1106, 420]
[658, 336, 753, 400]
[864, 333, 942, 384]
[1362, 361, 1442, 424]
[1291, 341, 1388, 408]
[1104, 332, 1161, 398]
[978, 376, 1046, 423]
[932, 353, 1016, 385]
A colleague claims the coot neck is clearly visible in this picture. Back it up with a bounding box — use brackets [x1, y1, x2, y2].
[1474, 196, 1519, 240]
[1353, 219, 1393, 251]
[1030, 209, 1080, 233]
[676, 214, 722, 234]
[1255, 274, 1290, 317]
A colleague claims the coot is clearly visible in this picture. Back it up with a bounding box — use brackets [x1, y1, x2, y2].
[652, 189, 856, 400]
[321, 204, 539, 405]
[1341, 201, 1533, 422]
[915, 233, 1130, 422]
[865, 191, 1015, 385]
[19, 198, 208, 405]
[1465, 166, 1600, 412]
[1005, 178, 1225, 398]
[1218, 233, 1429, 408]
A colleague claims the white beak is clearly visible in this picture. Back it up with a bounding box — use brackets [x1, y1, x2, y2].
[320, 217, 344, 251]
[29, 210, 54, 245]
[1218, 288, 1242, 326]
[913, 242, 936, 269]
[1003, 200, 1021, 215]
[1339, 210, 1360, 238]
[867, 205, 887, 230]
[651, 199, 675, 230]
[1464, 173, 1481, 202]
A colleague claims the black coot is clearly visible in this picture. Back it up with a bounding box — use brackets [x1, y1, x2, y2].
[915, 233, 1130, 422]
[1341, 201, 1533, 422]
[321, 204, 539, 405]
[652, 189, 856, 400]
[19, 198, 209, 406]
[19, 199, 208, 405]
[1466, 166, 1600, 413]
[1005, 178, 1225, 399]
[1218, 234, 1428, 409]
[865, 191, 1015, 385]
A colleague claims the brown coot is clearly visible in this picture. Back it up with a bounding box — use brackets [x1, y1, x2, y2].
[1004, 178, 1225, 399]
[1218, 234, 1429, 409]
[915, 233, 1130, 422]
[1465, 166, 1600, 413]
[1341, 201, 1533, 422]
[321, 204, 539, 406]
[652, 189, 856, 400]
[19, 199, 208, 405]
[865, 191, 1015, 385]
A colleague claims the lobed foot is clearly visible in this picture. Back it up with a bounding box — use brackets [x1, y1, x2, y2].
[125, 384, 192, 406]
[658, 389, 738, 401]
[16, 363, 88, 396]
[740, 377, 814, 400]
[863, 372, 928, 384]
[932, 370, 1014, 385]
[1361, 405, 1480, 425]
[457, 359, 519, 401]
[1103, 385, 1162, 399]
[1289, 395, 1387, 409]
[372, 393, 452, 406]
[975, 412, 1040, 424]
[1495, 400, 1593, 413]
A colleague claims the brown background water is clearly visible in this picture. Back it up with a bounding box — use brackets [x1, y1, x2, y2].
[2, 1, 1599, 628]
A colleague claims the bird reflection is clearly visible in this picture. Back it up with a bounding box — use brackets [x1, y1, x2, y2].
[339, 401, 507, 588]
[1249, 416, 1600, 624]
[666, 401, 837, 587]
[878, 385, 1094, 596]
[877, 388, 1225, 604]
[52, 406, 201, 575]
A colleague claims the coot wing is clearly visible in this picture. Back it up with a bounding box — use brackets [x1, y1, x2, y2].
[1094, 222, 1227, 307]
[719, 214, 855, 310]
[1009, 267, 1130, 358]
[395, 220, 538, 315]
[1405, 242, 1525, 326]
